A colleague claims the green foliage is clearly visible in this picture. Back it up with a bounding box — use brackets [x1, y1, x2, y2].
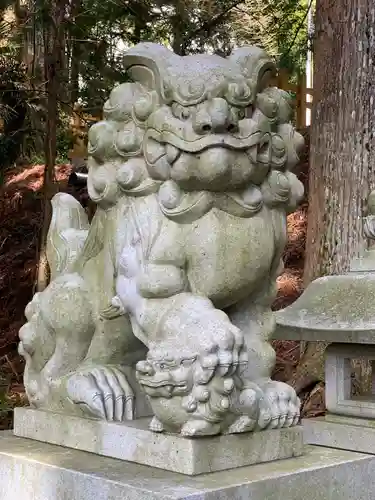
[56, 111, 74, 162]
[0, 47, 30, 169]
[229, 0, 310, 75]
[0, 134, 19, 167]
[68, 0, 310, 110]
[0, 0, 311, 166]
[276, 0, 311, 74]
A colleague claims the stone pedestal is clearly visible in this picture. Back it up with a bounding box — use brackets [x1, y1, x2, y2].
[13, 407, 304, 475]
[304, 414, 375, 454]
[2, 431, 375, 500]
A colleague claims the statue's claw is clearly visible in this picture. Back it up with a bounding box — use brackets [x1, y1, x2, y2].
[256, 380, 300, 429]
[149, 416, 165, 433]
[180, 420, 221, 437]
[226, 415, 256, 434]
[67, 365, 134, 421]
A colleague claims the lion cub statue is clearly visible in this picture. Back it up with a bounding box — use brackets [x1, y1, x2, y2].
[19, 43, 304, 437]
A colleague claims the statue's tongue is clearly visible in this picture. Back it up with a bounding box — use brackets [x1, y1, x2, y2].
[170, 149, 232, 191]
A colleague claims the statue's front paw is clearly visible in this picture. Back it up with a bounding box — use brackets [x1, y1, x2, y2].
[257, 380, 300, 429]
[67, 365, 134, 421]
[226, 415, 256, 434]
[149, 416, 165, 433]
[180, 420, 221, 437]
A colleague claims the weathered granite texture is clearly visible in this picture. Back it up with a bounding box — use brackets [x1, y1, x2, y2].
[275, 274, 375, 342]
[275, 188, 375, 344]
[19, 42, 305, 438]
[303, 415, 375, 454]
[273, 324, 375, 343]
[1, 432, 374, 500]
[13, 407, 303, 475]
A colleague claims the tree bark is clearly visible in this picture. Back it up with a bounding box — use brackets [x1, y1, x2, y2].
[69, 0, 82, 105]
[305, 0, 375, 283]
[36, 0, 68, 293]
[294, 0, 375, 395]
[171, 0, 189, 56]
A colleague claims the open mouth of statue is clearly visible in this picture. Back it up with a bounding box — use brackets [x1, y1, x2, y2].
[146, 128, 271, 155]
[140, 379, 188, 390]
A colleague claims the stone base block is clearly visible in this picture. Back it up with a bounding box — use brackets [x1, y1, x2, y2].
[13, 407, 303, 475]
[1, 432, 375, 500]
[303, 415, 375, 454]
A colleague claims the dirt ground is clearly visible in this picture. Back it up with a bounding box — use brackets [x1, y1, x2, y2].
[0, 130, 324, 429]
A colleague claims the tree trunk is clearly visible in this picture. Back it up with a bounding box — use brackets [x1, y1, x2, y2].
[68, 0, 82, 105]
[171, 0, 189, 56]
[305, 0, 375, 283]
[36, 55, 58, 293]
[293, 0, 375, 395]
[70, 42, 80, 105]
[36, 0, 68, 293]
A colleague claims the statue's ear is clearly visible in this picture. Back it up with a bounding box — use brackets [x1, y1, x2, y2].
[123, 43, 175, 102]
[228, 46, 277, 93]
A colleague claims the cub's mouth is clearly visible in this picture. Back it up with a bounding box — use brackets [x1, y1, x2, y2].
[138, 378, 188, 390]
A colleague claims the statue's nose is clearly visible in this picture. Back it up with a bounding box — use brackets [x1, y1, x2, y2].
[193, 98, 238, 134]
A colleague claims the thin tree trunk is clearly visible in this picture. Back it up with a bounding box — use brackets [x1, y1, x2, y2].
[36, 57, 57, 293]
[293, 0, 375, 393]
[36, 0, 68, 292]
[171, 1, 188, 56]
[70, 42, 80, 105]
[69, 0, 82, 105]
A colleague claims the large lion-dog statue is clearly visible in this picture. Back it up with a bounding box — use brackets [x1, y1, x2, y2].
[19, 43, 304, 437]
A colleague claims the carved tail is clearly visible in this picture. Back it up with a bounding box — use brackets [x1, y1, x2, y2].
[46, 193, 90, 280]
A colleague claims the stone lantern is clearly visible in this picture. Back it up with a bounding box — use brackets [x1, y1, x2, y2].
[274, 190, 375, 453]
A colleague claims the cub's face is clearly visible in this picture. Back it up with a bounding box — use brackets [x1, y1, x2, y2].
[136, 355, 196, 399]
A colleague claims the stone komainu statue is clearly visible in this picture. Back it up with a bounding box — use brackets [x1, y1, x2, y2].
[19, 43, 304, 437]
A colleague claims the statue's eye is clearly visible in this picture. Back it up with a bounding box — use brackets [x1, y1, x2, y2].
[181, 357, 196, 367]
[172, 103, 190, 120]
[238, 109, 245, 120]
